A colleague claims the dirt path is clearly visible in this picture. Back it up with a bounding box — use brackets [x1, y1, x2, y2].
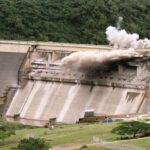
[49, 144, 83, 150]
[50, 140, 149, 150]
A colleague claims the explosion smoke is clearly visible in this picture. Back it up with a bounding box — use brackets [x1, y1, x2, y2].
[61, 26, 149, 70]
[106, 26, 150, 49]
[117, 16, 123, 30]
[61, 49, 142, 70]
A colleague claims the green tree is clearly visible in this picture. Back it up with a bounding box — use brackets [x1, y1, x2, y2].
[111, 121, 150, 138]
[0, 120, 34, 142]
[0, 0, 149, 43]
[0, 125, 15, 141]
[18, 137, 49, 150]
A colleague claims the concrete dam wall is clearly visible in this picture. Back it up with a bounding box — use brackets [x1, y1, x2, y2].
[6, 80, 146, 125]
[1, 41, 150, 126]
[0, 52, 26, 115]
[0, 52, 26, 94]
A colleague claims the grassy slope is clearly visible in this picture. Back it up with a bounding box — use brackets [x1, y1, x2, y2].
[0, 123, 118, 150]
[120, 137, 150, 149]
[1, 122, 150, 150]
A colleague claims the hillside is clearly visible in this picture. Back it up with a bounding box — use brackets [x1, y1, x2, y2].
[0, 0, 149, 44]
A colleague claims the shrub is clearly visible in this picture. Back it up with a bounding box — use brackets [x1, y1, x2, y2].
[80, 145, 88, 149]
[18, 137, 49, 150]
[0, 123, 15, 141]
[0, 120, 35, 130]
[111, 121, 150, 139]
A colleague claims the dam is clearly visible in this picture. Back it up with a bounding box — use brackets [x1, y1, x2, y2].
[0, 40, 150, 126]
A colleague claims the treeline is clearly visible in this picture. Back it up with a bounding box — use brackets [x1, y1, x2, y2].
[0, 0, 149, 44]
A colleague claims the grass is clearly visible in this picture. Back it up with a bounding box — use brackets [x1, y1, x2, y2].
[2, 121, 150, 150]
[120, 137, 150, 149]
[0, 122, 118, 150]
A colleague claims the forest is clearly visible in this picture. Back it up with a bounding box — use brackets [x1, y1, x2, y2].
[0, 0, 149, 44]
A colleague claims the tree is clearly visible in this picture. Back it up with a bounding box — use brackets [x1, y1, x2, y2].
[18, 137, 49, 150]
[0, 125, 15, 141]
[0, 120, 34, 142]
[0, 0, 149, 44]
[111, 121, 150, 138]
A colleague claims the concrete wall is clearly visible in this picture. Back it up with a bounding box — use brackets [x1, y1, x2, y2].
[1, 40, 149, 53]
[0, 41, 30, 53]
[0, 52, 26, 95]
[0, 40, 111, 53]
[6, 81, 146, 126]
[1, 40, 150, 126]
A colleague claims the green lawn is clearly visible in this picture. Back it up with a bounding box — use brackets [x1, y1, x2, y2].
[2, 121, 150, 150]
[120, 137, 150, 149]
[0, 122, 118, 150]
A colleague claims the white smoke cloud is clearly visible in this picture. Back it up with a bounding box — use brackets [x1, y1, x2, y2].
[61, 26, 149, 70]
[61, 49, 142, 70]
[106, 26, 150, 49]
[117, 16, 123, 30]
[137, 38, 150, 49]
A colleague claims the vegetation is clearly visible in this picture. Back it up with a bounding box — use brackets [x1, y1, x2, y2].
[111, 121, 150, 139]
[1, 121, 150, 150]
[0, 122, 118, 150]
[121, 137, 150, 149]
[0, 125, 15, 141]
[18, 137, 49, 150]
[0, 119, 30, 141]
[0, 119, 36, 147]
[0, 119, 35, 131]
[0, 0, 149, 44]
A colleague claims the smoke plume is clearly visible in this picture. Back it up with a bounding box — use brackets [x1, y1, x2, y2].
[117, 16, 123, 30]
[61, 49, 142, 70]
[61, 26, 149, 70]
[106, 26, 150, 49]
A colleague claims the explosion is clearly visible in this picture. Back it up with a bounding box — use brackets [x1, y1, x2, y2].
[61, 26, 150, 70]
[106, 26, 150, 49]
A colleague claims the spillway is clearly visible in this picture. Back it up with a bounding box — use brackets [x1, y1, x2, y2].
[6, 80, 146, 125]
